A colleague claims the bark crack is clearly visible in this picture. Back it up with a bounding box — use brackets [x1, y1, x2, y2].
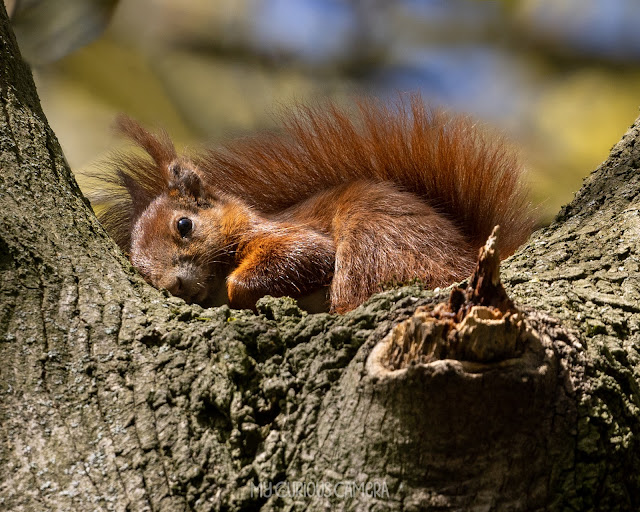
[181, 324, 207, 495]
[37, 277, 49, 393]
[0, 84, 23, 165]
[574, 287, 640, 313]
[92, 351, 133, 509]
[150, 364, 183, 506]
[131, 366, 159, 512]
[24, 444, 49, 510]
[75, 402, 110, 512]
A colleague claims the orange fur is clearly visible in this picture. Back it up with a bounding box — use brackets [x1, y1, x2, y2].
[229, 228, 334, 310]
[92, 96, 534, 312]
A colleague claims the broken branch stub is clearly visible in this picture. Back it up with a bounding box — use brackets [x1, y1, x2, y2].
[375, 226, 529, 370]
[347, 226, 581, 509]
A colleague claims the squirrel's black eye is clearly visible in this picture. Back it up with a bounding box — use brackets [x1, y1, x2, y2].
[177, 217, 193, 238]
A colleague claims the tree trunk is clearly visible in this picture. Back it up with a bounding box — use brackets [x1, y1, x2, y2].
[1, 4, 639, 510]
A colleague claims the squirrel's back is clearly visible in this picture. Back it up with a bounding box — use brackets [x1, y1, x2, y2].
[194, 95, 533, 256]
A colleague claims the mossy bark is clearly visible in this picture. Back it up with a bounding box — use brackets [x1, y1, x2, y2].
[2, 3, 640, 510]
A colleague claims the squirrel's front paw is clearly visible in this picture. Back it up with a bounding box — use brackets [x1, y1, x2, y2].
[227, 272, 262, 310]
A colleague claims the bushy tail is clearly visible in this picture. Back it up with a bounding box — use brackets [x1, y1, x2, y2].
[196, 95, 534, 256]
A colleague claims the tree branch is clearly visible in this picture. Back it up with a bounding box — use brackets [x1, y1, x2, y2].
[2, 1, 640, 509]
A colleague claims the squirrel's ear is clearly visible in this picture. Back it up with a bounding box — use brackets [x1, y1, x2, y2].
[167, 162, 203, 199]
[114, 114, 177, 167]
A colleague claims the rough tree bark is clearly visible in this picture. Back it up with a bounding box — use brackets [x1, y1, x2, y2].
[1, 4, 640, 511]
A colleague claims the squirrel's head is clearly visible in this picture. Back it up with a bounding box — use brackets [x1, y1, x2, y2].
[129, 160, 243, 306]
[96, 116, 242, 306]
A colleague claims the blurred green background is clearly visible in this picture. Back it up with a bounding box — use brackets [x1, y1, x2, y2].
[6, 0, 640, 224]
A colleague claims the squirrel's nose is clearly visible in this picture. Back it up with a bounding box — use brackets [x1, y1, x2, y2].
[163, 271, 203, 303]
[167, 276, 183, 296]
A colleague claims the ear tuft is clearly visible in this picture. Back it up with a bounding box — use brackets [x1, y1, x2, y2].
[114, 114, 177, 167]
[168, 161, 202, 199]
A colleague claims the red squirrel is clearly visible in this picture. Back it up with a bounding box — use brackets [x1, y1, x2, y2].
[94, 96, 533, 313]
